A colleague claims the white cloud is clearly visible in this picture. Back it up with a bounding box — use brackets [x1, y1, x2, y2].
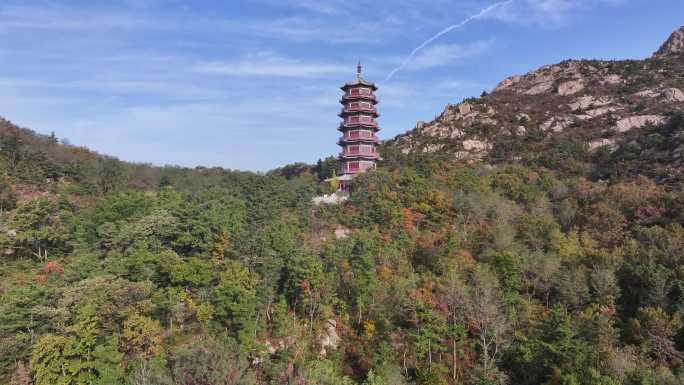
[286, 0, 348, 14]
[194, 52, 349, 78]
[484, 0, 623, 27]
[408, 40, 493, 70]
[0, 4, 164, 31]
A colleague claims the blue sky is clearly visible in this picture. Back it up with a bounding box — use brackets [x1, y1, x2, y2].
[0, 0, 682, 171]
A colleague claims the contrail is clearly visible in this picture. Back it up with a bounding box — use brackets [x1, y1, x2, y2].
[383, 0, 513, 83]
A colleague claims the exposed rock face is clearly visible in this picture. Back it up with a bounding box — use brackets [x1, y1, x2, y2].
[588, 138, 617, 152]
[318, 319, 339, 356]
[615, 115, 666, 133]
[635, 89, 661, 99]
[541, 116, 574, 133]
[494, 75, 522, 92]
[557, 80, 585, 96]
[654, 26, 684, 57]
[334, 226, 351, 239]
[568, 96, 613, 111]
[663, 88, 684, 102]
[390, 26, 682, 162]
[462, 139, 491, 152]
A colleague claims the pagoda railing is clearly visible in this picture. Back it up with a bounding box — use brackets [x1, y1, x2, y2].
[339, 149, 379, 157]
[341, 105, 377, 114]
[340, 131, 379, 141]
[339, 121, 378, 129]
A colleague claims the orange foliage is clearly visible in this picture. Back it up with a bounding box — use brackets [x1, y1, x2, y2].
[449, 249, 477, 272]
[375, 265, 393, 283]
[35, 260, 64, 283]
[408, 279, 440, 308]
[403, 208, 416, 233]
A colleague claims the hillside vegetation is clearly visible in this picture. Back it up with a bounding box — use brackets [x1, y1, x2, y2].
[1, 27, 684, 385]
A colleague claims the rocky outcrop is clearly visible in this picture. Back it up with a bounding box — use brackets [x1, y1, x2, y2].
[317, 319, 339, 356]
[663, 88, 684, 102]
[635, 88, 684, 102]
[588, 138, 617, 152]
[334, 226, 351, 239]
[568, 96, 613, 111]
[494, 75, 522, 92]
[654, 26, 684, 57]
[615, 115, 666, 133]
[557, 80, 585, 96]
[541, 116, 574, 133]
[390, 26, 683, 163]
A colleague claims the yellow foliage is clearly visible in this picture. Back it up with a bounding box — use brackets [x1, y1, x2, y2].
[363, 320, 375, 339]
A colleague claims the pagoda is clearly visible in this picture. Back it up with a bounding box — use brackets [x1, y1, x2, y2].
[336, 63, 381, 189]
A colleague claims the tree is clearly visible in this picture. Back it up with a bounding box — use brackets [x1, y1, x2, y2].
[448, 268, 510, 381]
[170, 337, 253, 385]
[212, 261, 258, 340]
[30, 307, 121, 385]
[0, 177, 16, 214]
[96, 157, 125, 194]
[633, 307, 683, 366]
[11, 198, 69, 261]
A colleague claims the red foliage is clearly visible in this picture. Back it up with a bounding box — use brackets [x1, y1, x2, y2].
[35, 260, 64, 283]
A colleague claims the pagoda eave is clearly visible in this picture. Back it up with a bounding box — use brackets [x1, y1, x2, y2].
[340, 96, 378, 104]
[337, 138, 380, 146]
[340, 82, 377, 91]
[338, 123, 380, 131]
[338, 111, 379, 118]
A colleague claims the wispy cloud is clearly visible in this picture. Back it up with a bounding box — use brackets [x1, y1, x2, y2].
[286, 0, 348, 15]
[484, 0, 624, 26]
[408, 40, 493, 70]
[194, 52, 349, 78]
[0, 4, 164, 31]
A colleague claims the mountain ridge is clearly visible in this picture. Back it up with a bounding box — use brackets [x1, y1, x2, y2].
[388, 26, 684, 183]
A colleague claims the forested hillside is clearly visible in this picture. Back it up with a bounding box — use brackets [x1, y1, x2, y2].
[2, 29, 684, 385]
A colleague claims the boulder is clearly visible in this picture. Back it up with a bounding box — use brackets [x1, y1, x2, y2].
[541, 116, 574, 133]
[557, 80, 585, 96]
[662, 88, 684, 102]
[615, 115, 666, 133]
[462, 139, 491, 152]
[318, 319, 339, 356]
[493, 75, 522, 92]
[568, 96, 613, 111]
[634, 89, 660, 98]
[588, 138, 617, 152]
[601, 74, 623, 85]
[334, 226, 351, 239]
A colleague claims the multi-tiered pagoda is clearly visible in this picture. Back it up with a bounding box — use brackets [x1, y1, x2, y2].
[337, 63, 380, 189]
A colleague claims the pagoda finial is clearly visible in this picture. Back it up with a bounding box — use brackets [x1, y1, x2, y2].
[357, 61, 362, 79]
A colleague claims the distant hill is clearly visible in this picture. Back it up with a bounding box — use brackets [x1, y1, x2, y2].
[388, 26, 684, 183]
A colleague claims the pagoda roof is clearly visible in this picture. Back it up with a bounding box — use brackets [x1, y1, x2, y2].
[340, 78, 377, 91]
[341, 62, 378, 90]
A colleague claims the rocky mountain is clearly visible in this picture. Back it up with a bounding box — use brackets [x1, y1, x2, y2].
[390, 26, 684, 182]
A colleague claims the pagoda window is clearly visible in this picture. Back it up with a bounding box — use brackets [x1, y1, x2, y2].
[347, 162, 360, 171]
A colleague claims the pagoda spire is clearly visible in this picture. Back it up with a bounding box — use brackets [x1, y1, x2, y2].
[357, 61, 362, 80]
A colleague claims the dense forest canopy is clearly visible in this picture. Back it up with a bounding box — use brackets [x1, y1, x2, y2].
[1, 109, 684, 385]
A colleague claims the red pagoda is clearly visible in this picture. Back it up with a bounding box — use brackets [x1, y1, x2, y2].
[336, 63, 380, 188]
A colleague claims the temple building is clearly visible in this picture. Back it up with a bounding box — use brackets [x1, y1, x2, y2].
[336, 63, 381, 189]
